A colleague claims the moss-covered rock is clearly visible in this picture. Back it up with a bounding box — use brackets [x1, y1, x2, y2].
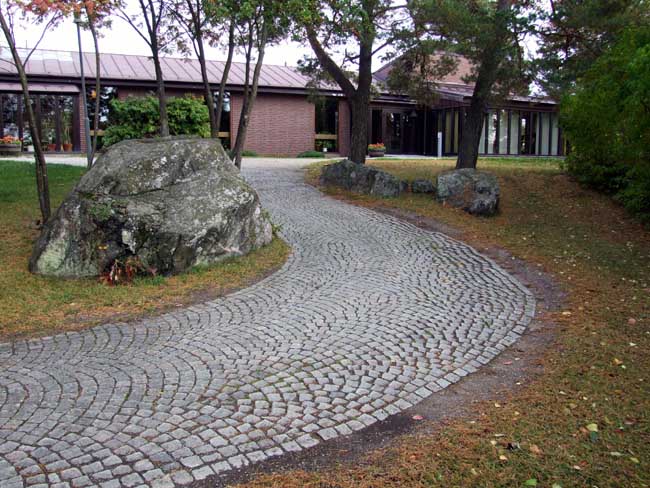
[30, 137, 273, 277]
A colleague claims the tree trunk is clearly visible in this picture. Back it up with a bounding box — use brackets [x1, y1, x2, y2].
[231, 29, 253, 169]
[215, 21, 235, 135]
[89, 19, 101, 164]
[0, 11, 50, 223]
[151, 48, 169, 137]
[305, 14, 374, 165]
[456, 0, 511, 169]
[348, 35, 373, 165]
[456, 97, 486, 169]
[349, 96, 369, 164]
[195, 32, 217, 137]
[233, 23, 267, 169]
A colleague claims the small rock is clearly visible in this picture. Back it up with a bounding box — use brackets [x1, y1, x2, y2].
[320, 159, 406, 198]
[411, 179, 435, 194]
[436, 168, 499, 216]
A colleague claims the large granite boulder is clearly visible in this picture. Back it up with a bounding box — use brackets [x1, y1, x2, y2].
[320, 159, 407, 198]
[30, 137, 273, 278]
[436, 168, 500, 216]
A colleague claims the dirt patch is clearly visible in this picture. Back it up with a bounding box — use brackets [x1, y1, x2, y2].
[194, 206, 565, 488]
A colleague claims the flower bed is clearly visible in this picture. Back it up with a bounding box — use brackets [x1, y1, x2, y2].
[0, 135, 22, 155]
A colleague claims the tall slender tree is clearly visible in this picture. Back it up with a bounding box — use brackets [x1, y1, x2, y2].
[117, 0, 171, 136]
[230, 0, 291, 168]
[80, 1, 113, 164]
[0, 1, 64, 223]
[168, 0, 235, 138]
[294, 0, 407, 164]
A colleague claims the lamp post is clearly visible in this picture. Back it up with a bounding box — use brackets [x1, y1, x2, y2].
[74, 12, 93, 168]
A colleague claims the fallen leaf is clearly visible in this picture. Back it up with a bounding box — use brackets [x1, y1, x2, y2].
[524, 479, 538, 486]
[586, 423, 599, 432]
[529, 444, 543, 455]
[499, 455, 508, 461]
[630, 457, 640, 464]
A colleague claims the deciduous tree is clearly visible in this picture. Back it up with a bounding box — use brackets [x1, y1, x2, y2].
[168, 0, 235, 138]
[0, 0, 65, 223]
[116, 0, 171, 136]
[230, 0, 291, 168]
[294, 0, 407, 164]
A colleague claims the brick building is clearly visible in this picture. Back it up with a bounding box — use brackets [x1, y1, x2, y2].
[0, 48, 564, 157]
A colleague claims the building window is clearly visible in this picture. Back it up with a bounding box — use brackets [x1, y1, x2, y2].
[1, 93, 20, 138]
[385, 112, 401, 153]
[315, 98, 337, 134]
[315, 98, 338, 152]
[519, 112, 529, 154]
[550, 113, 559, 156]
[86, 86, 117, 130]
[509, 111, 519, 154]
[1, 93, 76, 151]
[371, 109, 382, 144]
[498, 109, 508, 154]
[487, 110, 497, 155]
[539, 112, 550, 155]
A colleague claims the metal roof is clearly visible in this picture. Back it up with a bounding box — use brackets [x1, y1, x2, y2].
[0, 48, 555, 105]
[0, 47, 318, 90]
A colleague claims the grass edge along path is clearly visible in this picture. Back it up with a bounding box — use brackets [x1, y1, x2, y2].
[235, 158, 650, 488]
[0, 160, 290, 341]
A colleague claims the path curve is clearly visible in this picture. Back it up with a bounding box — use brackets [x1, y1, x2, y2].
[0, 159, 535, 487]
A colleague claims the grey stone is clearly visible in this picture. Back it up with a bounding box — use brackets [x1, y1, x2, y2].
[30, 137, 273, 277]
[411, 179, 435, 194]
[435, 168, 500, 216]
[320, 159, 407, 198]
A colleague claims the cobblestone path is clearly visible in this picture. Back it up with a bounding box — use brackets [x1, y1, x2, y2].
[0, 160, 535, 487]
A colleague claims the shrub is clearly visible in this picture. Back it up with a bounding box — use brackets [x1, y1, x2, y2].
[242, 150, 258, 157]
[297, 150, 325, 158]
[103, 95, 210, 146]
[562, 27, 650, 220]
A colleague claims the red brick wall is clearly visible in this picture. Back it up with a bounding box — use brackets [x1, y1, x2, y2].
[338, 99, 350, 157]
[230, 94, 315, 156]
[116, 88, 201, 100]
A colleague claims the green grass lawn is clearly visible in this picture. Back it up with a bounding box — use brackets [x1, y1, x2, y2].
[0, 161, 289, 340]
[241, 157, 650, 488]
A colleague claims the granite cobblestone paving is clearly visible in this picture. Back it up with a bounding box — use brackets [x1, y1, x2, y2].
[0, 159, 535, 487]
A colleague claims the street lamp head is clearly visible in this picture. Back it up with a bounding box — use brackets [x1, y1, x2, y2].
[73, 11, 82, 24]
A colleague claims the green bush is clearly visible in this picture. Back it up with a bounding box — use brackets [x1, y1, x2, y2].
[562, 27, 650, 220]
[103, 95, 210, 146]
[242, 150, 258, 157]
[297, 150, 325, 158]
